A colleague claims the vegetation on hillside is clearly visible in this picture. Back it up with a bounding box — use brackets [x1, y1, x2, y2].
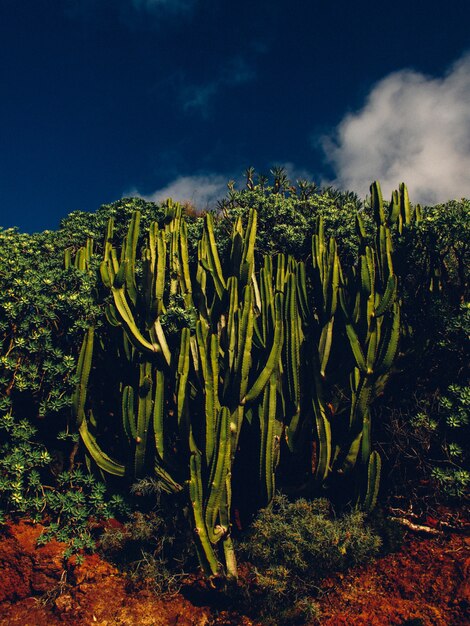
[0, 169, 468, 621]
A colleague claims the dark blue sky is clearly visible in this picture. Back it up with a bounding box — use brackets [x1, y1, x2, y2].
[1, 0, 470, 232]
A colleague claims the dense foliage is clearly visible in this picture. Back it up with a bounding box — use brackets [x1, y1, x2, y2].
[214, 167, 369, 264]
[0, 169, 468, 585]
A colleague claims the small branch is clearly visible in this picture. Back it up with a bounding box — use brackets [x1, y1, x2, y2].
[68, 441, 80, 470]
[390, 516, 442, 536]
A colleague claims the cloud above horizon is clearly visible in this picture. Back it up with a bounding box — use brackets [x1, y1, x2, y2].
[127, 173, 232, 208]
[321, 53, 470, 205]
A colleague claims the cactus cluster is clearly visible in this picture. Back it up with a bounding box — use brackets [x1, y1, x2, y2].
[71, 182, 403, 579]
[71, 202, 287, 578]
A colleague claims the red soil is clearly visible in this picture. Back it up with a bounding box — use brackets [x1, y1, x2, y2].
[318, 532, 470, 625]
[0, 519, 468, 625]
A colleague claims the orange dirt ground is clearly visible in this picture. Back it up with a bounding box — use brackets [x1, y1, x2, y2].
[0, 520, 468, 626]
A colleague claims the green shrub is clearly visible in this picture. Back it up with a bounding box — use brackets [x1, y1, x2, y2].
[214, 167, 369, 265]
[0, 411, 129, 560]
[99, 481, 196, 595]
[239, 494, 381, 623]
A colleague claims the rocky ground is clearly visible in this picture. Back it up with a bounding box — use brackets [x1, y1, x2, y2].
[0, 519, 469, 625]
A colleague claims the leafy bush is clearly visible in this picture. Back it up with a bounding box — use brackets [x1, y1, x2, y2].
[214, 167, 369, 265]
[0, 227, 92, 440]
[380, 297, 469, 506]
[239, 494, 381, 623]
[0, 411, 129, 560]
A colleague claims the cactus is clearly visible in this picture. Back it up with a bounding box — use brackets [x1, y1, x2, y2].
[70, 183, 407, 576]
[71, 203, 287, 579]
[363, 450, 381, 511]
[72, 326, 95, 428]
[332, 182, 401, 507]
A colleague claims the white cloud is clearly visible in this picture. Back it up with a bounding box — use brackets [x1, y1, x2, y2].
[127, 173, 231, 209]
[321, 53, 470, 205]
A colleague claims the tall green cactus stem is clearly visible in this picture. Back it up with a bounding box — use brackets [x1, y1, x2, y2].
[284, 268, 303, 452]
[311, 218, 340, 377]
[333, 182, 401, 508]
[363, 450, 381, 512]
[258, 374, 281, 504]
[295, 217, 341, 480]
[189, 449, 220, 577]
[72, 326, 95, 428]
[134, 361, 153, 476]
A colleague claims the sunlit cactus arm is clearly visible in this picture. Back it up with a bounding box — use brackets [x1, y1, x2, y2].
[363, 450, 381, 511]
[154, 228, 167, 316]
[259, 258, 275, 345]
[106, 253, 159, 354]
[318, 318, 334, 378]
[324, 238, 339, 318]
[141, 247, 154, 317]
[198, 330, 220, 466]
[72, 326, 95, 427]
[375, 275, 398, 317]
[189, 450, 220, 577]
[204, 212, 226, 299]
[229, 216, 244, 270]
[219, 477, 237, 580]
[340, 428, 363, 474]
[124, 210, 140, 306]
[312, 390, 332, 482]
[244, 292, 283, 404]
[284, 271, 300, 408]
[350, 375, 373, 430]
[153, 368, 166, 461]
[259, 374, 279, 504]
[356, 213, 368, 244]
[344, 321, 367, 373]
[122, 384, 137, 441]
[226, 276, 239, 372]
[365, 316, 379, 374]
[64, 248, 72, 269]
[100, 259, 113, 289]
[153, 464, 184, 494]
[237, 284, 254, 402]
[179, 220, 193, 307]
[79, 416, 126, 477]
[176, 327, 191, 437]
[275, 253, 286, 293]
[205, 406, 231, 544]
[251, 270, 262, 314]
[399, 182, 411, 227]
[239, 208, 257, 289]
[134, 361, 153, 477]
[370, 181, 385, 225]
[169, 230, 180, 297]
[296, 260, 310, 319]
[153, 317, 171, 366]
[375, 304, 400, 374]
